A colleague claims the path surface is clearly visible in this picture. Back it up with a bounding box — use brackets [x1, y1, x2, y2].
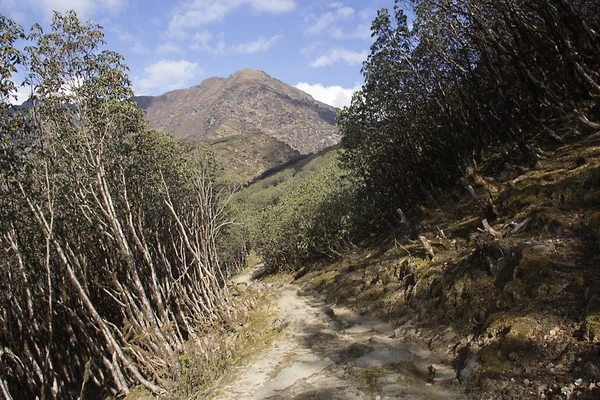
[212, 268, 462, 400]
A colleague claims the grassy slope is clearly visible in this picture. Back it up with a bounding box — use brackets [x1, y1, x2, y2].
[294, 129, 600, 399]
[230, 145, 340, 228]
[207, 132, 301, 184]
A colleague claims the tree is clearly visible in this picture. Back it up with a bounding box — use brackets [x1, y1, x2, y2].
[338, 0, 600, 218]
[1, 11, 236, 399]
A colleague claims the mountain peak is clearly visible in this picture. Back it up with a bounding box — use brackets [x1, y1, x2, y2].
[227, 68, 273, 87]
[230, 68, 269, 80]
[132, 69, 340, 182]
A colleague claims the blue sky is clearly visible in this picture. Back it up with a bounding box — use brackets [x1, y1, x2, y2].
[2, 0, 400, 108]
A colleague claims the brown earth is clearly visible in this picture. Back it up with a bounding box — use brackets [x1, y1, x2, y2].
[133, 69, 340, 183]
[295, 127, 600, 399]
[205, 268, 462, 400]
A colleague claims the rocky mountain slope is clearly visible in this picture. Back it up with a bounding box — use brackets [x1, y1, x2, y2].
[133, 69, 340, 182]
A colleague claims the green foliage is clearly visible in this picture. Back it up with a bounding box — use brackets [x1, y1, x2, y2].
[0, 15, 25, 104]
[339, 0, 600, 215]
[233, 150, 365, 272]
[0, 11, 236, 399]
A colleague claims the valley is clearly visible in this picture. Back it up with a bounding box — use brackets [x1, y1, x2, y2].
[1, 1, 599, 399]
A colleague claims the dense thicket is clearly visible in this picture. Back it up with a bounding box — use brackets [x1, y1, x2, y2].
[233, 150, 363, 273]
[339, 0, 600, 214]
[247, 0, 599, 273]
[0, 12, 239, 399]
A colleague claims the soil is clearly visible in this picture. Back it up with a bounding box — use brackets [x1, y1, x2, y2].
[205, 128, 600, 400]
[205, 268, 462, 399]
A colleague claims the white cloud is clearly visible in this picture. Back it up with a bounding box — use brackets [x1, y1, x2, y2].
[300, 41, 325, 57]
[189, 30, 214, 50]
[109, 26, 150, 54]
[232, 35, 281, 54]
[168, 0, 296, 37]
[131, 41, 149, 54]
[192, 30, 213, 44]
[6, 84, 32, 105]
[190, 31, 226, 55]
[135, 60, 202, 95]
[295, 82, 359, 108]
[302, 3, 373, 42]
[156, 42, 184, 54]
[250, 0, 295, 13]
[310, 48, 367, 67]
[168, 2, 229, 36]
[189, 31, 279, 55]
[24, 0, 126, 19]
[330, 23, 371, 40]
[305, 5, 355, 36]
[117, 31, 135, 42]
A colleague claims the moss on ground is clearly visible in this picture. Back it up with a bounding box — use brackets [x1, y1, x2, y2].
[294, 130, 600, 398]
[476, 316, 541, 378]
[584, 308, 600, 343]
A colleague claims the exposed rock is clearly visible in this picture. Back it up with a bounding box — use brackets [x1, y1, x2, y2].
[133, 69, 340, 182]
[251, 263, 268, 280]
[394, 326, 421, 340]
[443, 327, 458, 342]
[355, 348, 413, 368]
[377, 373, 401, 385]
[318, 329, 337, 337]
[428, 363, 456, 384]
[254, 358, 334, 397]
[346, 342, 371, 359]
[328, 320, 342, 331]
[345, 325, 373, 334]
[380, 383, 405, 393]
[321, 306, 335, 319]
[459, 355, 479, 382]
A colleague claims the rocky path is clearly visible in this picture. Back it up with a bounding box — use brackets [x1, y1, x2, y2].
[211, 268, 463, 400]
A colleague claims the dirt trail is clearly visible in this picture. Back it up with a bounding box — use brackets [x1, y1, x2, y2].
[210, 267, 463, 400]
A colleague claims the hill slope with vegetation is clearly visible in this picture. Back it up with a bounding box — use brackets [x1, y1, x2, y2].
[234, 0, 600, 398]
[0, 13, 257, 399]
[294, 128, 600, 399]
[2, 0, 600, 398]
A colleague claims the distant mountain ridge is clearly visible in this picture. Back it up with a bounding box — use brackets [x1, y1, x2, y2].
[133, 69, 340, 182]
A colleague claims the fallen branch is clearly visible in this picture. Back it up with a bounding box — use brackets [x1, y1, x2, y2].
[397, 208, 419, 240]
[460, 178, 478, 200]
[419, 235, 435, 259]
[434, 225, 447, 240]
[293, 266, 308, 280]
[534, 147, 551, 159]
[397, 209, 434, 258]
[512, 175, 526, 185]
[394, 236, 412, 255]
[542, 125, 565, 143]
[482, 219, 503, 239]
[512, 217, 532, 234]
